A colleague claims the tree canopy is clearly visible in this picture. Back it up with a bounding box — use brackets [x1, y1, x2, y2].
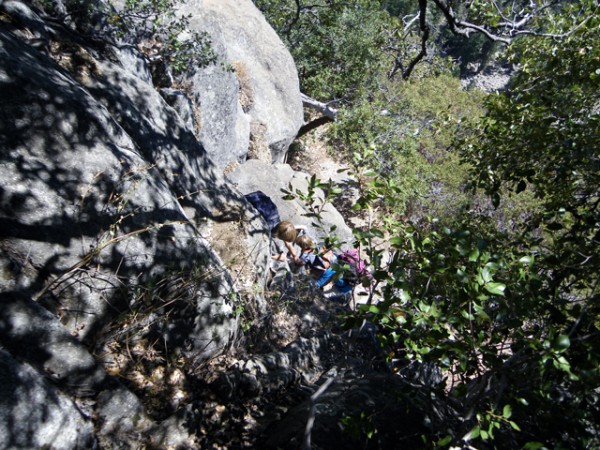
[259, 0, 600, 447]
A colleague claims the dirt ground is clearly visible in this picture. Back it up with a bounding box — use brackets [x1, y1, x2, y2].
[287, 127, 346, 182]
[287, 128, 373, 232]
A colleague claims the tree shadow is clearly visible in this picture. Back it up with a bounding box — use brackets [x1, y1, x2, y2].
[0, 14, 249, 433]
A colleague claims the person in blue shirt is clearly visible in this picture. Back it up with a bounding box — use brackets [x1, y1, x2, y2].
[295, 235, 352, 294]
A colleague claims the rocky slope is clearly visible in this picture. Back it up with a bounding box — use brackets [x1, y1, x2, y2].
[0, 1, 446, 448]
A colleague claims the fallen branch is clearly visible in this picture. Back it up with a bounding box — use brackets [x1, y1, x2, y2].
[301, 93, 338, 121]
[302, 376, 335, 450]
[296, 93, 339, 138]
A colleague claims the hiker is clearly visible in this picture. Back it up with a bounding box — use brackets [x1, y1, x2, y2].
[337, 247, 373, 287]
[295, 234, 353, 295]
[295, 234, 316, 266]
[243, 190, 307, 265]
[271, 220, 308, 265]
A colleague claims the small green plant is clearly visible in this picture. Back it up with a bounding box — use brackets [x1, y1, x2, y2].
[340, 411, 377, 444]
[281, 174, 343, 228]
[462, 404, 521, 444]
[107, 0, 217, 79]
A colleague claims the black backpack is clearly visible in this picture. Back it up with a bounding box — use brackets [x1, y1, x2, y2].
[244, 191, 281, 231]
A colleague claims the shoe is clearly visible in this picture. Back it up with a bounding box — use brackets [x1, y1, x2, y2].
[322, 289, 351, 303]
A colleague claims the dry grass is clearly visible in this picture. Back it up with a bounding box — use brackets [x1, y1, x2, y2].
[247, 121, 271, 162]
[232, 61, 254, 113]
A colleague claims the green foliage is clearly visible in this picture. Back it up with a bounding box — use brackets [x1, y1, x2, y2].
[340, 411, 377, 444]
[328, 88, 426, 215]
[461, 0, 600, 329]
[450, 7, 600, 445]
[343, 210, 598, 447]
[281, 174, 344, 248]
[465, 5, 600, 212]
[290, 3, 600, 447]
[445, 32, 501, 75]
[107, 0, 217, 77]
[394, 75, 483, 218]
[463, 404, 521, 443]
[380, 0, 413, 17]
[255, 0, 390, 101]
[333, 2, 600, 447]
[329, 73, 493, 222]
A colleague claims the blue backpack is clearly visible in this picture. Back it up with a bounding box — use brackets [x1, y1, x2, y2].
[244, 191, 281, 231]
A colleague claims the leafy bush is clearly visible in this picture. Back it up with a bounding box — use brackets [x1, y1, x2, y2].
[255, 0, 390, 101]
[337, 2, 600, 447]
[39, 0, 217, 83]
[329, 73, 491, 223]
[291, 2, 599, 447]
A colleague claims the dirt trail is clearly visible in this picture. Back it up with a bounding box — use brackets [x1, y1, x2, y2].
[288, 130, 372, 232]
[288, 129, 347, 181]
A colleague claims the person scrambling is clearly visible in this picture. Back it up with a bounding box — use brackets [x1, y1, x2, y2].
[295, 234, 352, 296]
[272, 220, 312, 265]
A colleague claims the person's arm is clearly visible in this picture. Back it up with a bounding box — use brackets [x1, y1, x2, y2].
[284, 240, 298, 260]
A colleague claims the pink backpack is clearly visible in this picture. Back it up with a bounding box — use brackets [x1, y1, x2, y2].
[337, 248, 371, 284]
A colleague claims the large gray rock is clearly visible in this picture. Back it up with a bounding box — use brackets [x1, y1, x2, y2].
[0, 350, 96, 450]
[227, 160, 354, 245]
[0, 14, 276, 447]
[0, 292, 108, 393]
[0, 291, 161, 448]
[179, 0, 304, 168]
[0, 23, 267, 362]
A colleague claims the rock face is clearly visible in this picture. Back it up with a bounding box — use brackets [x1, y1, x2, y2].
[180, 0, 304, 168]
[0, 1, 282, 446]
[0, 1, 381, 448]
[0, 24, 257, 360]
[0, 350, 96, 449]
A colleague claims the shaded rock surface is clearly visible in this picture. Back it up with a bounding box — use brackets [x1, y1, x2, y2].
[0, 24, 249, 361]
[0, 2, 274, 446]
[0, 350, 96, 449]
[0, 1, 455, 449]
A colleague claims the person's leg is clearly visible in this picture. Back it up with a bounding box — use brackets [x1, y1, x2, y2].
[334, 279, 353, 294]
[315, 268, 336, 288]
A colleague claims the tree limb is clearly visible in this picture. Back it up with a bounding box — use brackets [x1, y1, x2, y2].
[295, 93, 338, 137]
[301, 93, 338, 121]
[302, 377, 335, 450]
[401, 0, 430, 80]
[297, 116, 333, 138]
[430, 0, 512, 44]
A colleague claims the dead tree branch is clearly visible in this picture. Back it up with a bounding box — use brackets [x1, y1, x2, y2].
[296, 93, 338, 137]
